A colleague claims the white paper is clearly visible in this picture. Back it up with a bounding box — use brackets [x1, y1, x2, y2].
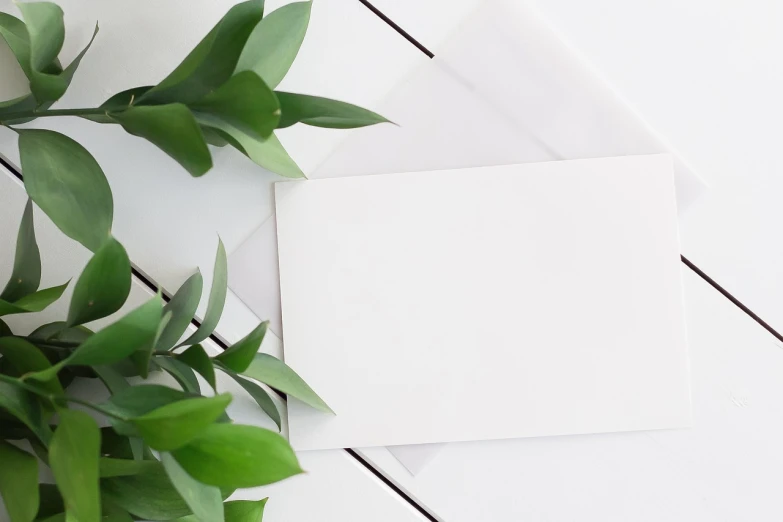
[228, 0, 707, 469]
[277, 155, 692, 451]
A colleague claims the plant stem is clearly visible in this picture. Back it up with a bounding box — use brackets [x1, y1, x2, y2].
[24, 337, 80, 349]
[0, 107, 107, 124]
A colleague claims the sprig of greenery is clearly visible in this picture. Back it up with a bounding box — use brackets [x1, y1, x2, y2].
[0, 0, 390, 252]
[0, 198, 326, 521]
[0, 1, 385, 520]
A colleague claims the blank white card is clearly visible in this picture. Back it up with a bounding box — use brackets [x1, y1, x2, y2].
[277, 155, 692, 451]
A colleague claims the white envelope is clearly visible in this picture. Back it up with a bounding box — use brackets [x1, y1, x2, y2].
[277, 155, 692, 451]
[228, 0, 706, 471]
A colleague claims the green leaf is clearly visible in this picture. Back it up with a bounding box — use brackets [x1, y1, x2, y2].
[1, 200, 41, 302]
[243, 353, 333, 413]
[101, 461, 194, 520]
[131, 309, 172, 378]
[161, 453, 224, 522]
[201, 126, 230, 147]
[49, 410, 101, 522]
[216, 321, 267, 373]
[172, 423, 303, 488]
[139, 0, 265, 105]
[92, 364, 129, 393]
[0, 282, 68, 317]
[181, 239, 227, 345]
[276, 91, 389, 129]
[177, 344, 216, 390]
[0, 319, 11, 336]
[18, 129, 113, 252]
[99, 457, 159, 478]
[224, 499, 267, 522]
[0, 13, 32, 77]
[57, 23, 98, 91]
[67, 237, 130, 326]
[66, 294, 162, 366]
[0, 337, 63, 395]
[0, 380, 51, 444]
[110, 104, 213, 177]
[101, 86, 152, 110]
[154, 357, 201, 393]
[190, 71, 279, 140]
[0, 95, 37, 122]
[220, 368, 281, 431]
[157, 271, 203, 351]
[133, 394, 231, 451]
[103, 384, 189, 417]
[17, 2, 63, 73]
[235, 1, 311, 89]
[197, 118, 303, 178]
[16, 2, 72, 103]
[0, 440, 39, 522]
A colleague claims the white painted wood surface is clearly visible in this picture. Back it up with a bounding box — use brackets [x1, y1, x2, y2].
[3, 0, 782, 519]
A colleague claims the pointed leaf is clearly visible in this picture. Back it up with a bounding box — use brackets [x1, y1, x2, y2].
[181, 239, 227, 345]
[0, 337, 63, 394]
[17, 2, 69, 103]
[154, 356, 201, 393]
[157, 271, 203, 351]
[276, 91, 389, 129]
[18, 129, 113, 252]
[139, 0, 265, 104]
[177, 344, 216, 390]
[1, 200, 41, 302]
[243, 353, 333, 413]
[0, 440, 38, 522]
[67, 237, 130, 326]
[190, 71, 279, 140]
[49, 410, 101, 522]
[17, 2, 63, 72]
[0, 282, 68, 317]
[215, 321, 267, 373]
[235, 1, 311, 89]
[132, 309, 172, 378]
[133, 394, 231, 451]
[224, 500, 267, 522]
[220, 368, 281, 431]
[101, 461, 194, 520]
[58, 23, 98, 91]
[162, 452, 224, 522]
[0, 380, 51, 444]
[197, 118, 303, 177]
[0, 95, 37, 122]
[103, 384, 190, 418]
[110, 104, 213, 177]
[99, 458, 159, 478]
[172, 424, 303, 488]
[0, 13, 32, 77]
[66, 294, 162, 366]
[92, 364, 129, 393]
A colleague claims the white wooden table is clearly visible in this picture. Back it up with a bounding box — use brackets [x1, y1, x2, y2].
[2, 0, 782, 520]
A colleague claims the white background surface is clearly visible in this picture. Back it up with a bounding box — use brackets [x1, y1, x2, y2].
[2, 0, 783, 520]
[279, 157, 691, 450]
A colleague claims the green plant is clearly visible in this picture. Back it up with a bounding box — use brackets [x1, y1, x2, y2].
[0, 201, 332, 521]
[0, 0, 389, 252]
[0, 1, 381, 520]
